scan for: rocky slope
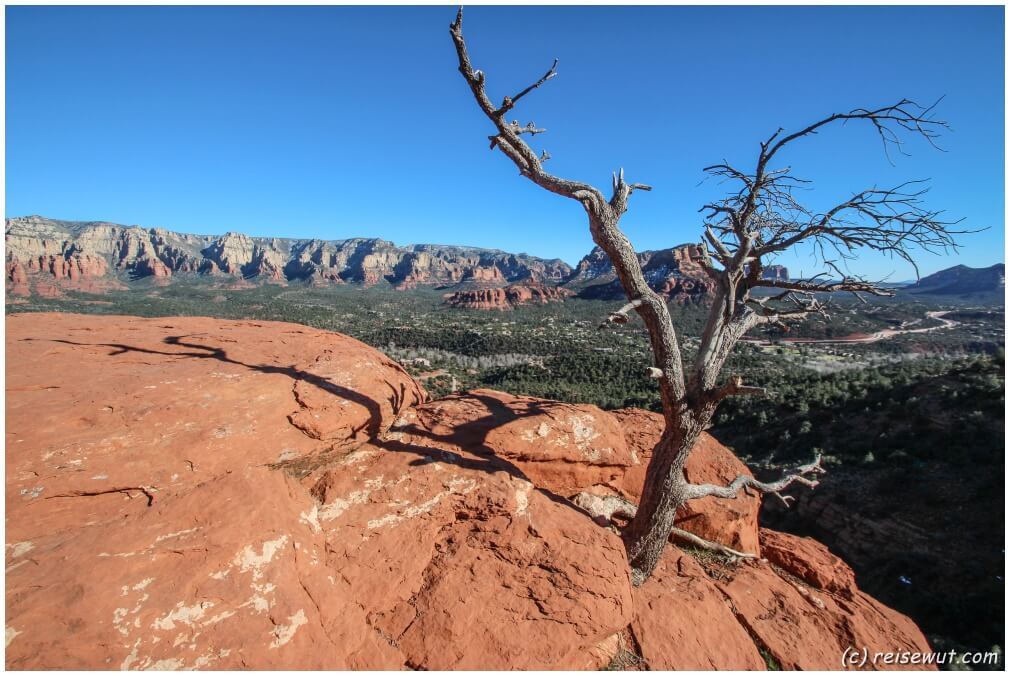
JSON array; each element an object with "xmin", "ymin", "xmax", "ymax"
[
  {"xmin": 904, "ymin": 263, "xmax": 1005, "ymax": 297},
  {"xmin": 5, "ymin": 216, "xmax": 572, "ymax": 294},
  {"xmin": 6, "ymin": 313, "xmax": 931, "ymax": 670}
]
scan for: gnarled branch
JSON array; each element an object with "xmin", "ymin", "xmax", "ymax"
[
  {"xmin": 684, "ymin": 456, "xmax": 826, "ymax": 507},
  {"xmin": 449, "ymin": 7, "xmax": 605, "ymax": 206}
]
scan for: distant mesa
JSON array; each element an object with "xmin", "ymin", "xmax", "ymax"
[
  {"xmin": 903, "ymin": 263, "xmax": 1005, "ymax": 297},
  {"xmin": 443, "ymin": 283, "xmax": 573, "ymax": 310},
  {"xmin": 761, "ymin": 264, "xmax": 789, "ymax": 282}
]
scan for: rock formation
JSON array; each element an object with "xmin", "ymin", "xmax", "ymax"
[
  {"xmin": 762, "ymin": 264, "xmax": 790, "ymax": 281},
  {"xmin": 5, "ymin": 313, "xmax": 933, "ymax": 670},
  {"xmin": 565, "ymin": 244, "xmax": 717, "ymax": 303},
  {"xmin": 443, "ymin": 284, "xmax": 573, "ymax": 310},
  {"xmin": 4, "ymin": 216, "xmax": 572, "ymax": 295}
]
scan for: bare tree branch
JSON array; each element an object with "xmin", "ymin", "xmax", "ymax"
[
  {"xmin": 451, "ymin": 7, "xmax": 686, "ymax": 412},
  {"xmin": 598, "ymin": 298, "xmax": 643, "ymax": 328},
  {"xmin": 449, "ymin": 7, "xmax": 605, "ymax": 205},
  {"xmin": 711, "ymin": 374, "xmax": 771, "ymax": 401},
  {"xmin": 684, "ymin": 456, "xmax": 826, "ymax": 507},
  {"xmin": 497, "ymin": 58, "xmax": 558, "ymax": 116},
  {"xmin": 670, "ymin": 527, "xmax": 757, "ymax": 560}
]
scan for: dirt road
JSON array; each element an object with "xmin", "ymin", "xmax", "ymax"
[{"xmin": 744, "ymin": 310, "xmax": 958, "ymax": 346}]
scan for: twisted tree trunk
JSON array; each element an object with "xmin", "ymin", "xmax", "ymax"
[{"xmin": 447, "ymin": 6, "xmax": 955, "ymax": 585}]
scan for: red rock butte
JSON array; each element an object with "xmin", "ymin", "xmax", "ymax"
[{"xmin": 5, "ymin": 313, "xmax": 932, "ymax": 670}]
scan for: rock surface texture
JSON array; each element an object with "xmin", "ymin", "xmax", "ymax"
[{"xmin": 6, "ymin": 314, "xmax": 932, "ymax": 670}]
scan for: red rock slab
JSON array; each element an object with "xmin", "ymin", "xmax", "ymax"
[
  {"xmin": 632, "ymin": 548, "xmax": 766, "ymax": 670},
  {"xmin": 302, "ymin": 441, "xmax": 635, "ymax": 670},
  {"xmin": 717, "ymin": 556, "xmax": 934, "ymax": 671},
  {"xmin": 610, "ymin": 407, "xmax": 762, "ymax": 555},
  {"xmin": 632, "ymin": 542, "xmax": 934, "ymax": 671},
  {"xmin": 5, "ymin": 467, "xmax": 403, "ymax": 670},
  {"xmin": 409, "ymin": 389, "xmax": 635, "ymax": 496},
  {"xmin": 760, "ymin": 528, "xmax": 857, "ymax": 597},
  {"xmin": 5, "ymin": 313, "xmax": 425, "ymax": 542}
]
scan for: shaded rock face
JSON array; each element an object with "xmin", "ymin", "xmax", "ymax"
[
  {"xmin": 443, "ymin": 284, "xmax": 573, "ymax": 310},
  {"xmin": 5, "ymin": 216, "xmax": 572, "ymax": 293},
  {"xmin": 6, "ymin": 314, "xmax": 932, "ymax": 670},
  {"xmin": 566, "ymin": 244, "xmax": 716, "ymax": 303},
  {"xmin": 405, "ymin": 389, "xmax": 634, "ymax": 496}
]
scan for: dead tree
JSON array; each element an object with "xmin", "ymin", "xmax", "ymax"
[{"xmin": 449, "ymin": 8, "xmax": 965, "ymax": 583}]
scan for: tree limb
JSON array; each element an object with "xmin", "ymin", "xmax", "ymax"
[
  {"xmin": 711, "ymin": 375, "xmax": 770, "ymax": 401},
  {"xmin": 598, "ymin": 298, "xmax": 643, "ymax": 328},
  {"xmin": 670, "ymin": 527, "xmax": 757, "ymax": 560},
  {"xmin": 684, "ymin": 455, "xmax": 826, "ymax": 507},
  {"xmin": 497, "ymin": 58, "xmax": 558, "ymax": 116},
  {"xmin": 449, "ymin": 7, "xmax": 605, "ymax": 206}
]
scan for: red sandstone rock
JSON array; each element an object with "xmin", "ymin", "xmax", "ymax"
[
  {"xmin": 444, "ymin": 283, "xmax": 573, "ymax": 310},
  {"xmin": 717, "ymin": 554, "xmax": 933, "ymax": 670},
  {"xmin": 302, "ymin": 443, "xmax": 633, "ymax": 670},
  {"xmin": 4, "ymin": 315, "xmax": 630, "ymax": 670},
  {"xmin": 609, "ymin": 408, "xmax": 761, "ymax": 555},
  {"xmin": 5, "ymin": 466, "xmax": 404, "ymax": 670},
  {"xmin": 6, "ymin": 260, "xmax": 30, "ymax": 296},
  {"xmin": 760, "ymin": 528, "xmax": 857, "ymax": 596},
  {"xmin": 135, "ymin": 256, "xmax": 173, "ymax": 278},
  {"xmin": 4, "ymin": 315, "xmax": 935, "ymax": 671},
  {"xmin": 408, "ymin": 389, "xmax": 634, "ymax": 495},
  {"xmin": 462, "ymin": 264, "xmax": 505, "ymax": 283},
  {"xmin": 632, "ymin": 544, "xmax": 934, "ymax": 671},
  {"xmin": 6, "ymin": 254, "xmax": 124, "ymax": 295},
  {"xmin": 632, "ymin": 548, "xmax": 766, "ymax": 670},
  {"xmin": 4, "ymin": 314, "xmax": 425, "ymax": 540}
]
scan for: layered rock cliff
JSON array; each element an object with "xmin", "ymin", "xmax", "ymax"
[
  {"xmin": 5, "ymin": 216, "xmax": 572, "ymax": 294},
  {"xmin": 6, "ymin": 313, "xmax": 933, "ymax": 670}
]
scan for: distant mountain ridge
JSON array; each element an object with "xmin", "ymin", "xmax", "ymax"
[
  {"xmin": 4, "ymin": 215, "xmax": 571, "ymax": 293},
  {"xmin": 904, "ymin": 263, "xmax": 1005, "ymax": 297},
  {"xmin": 5, "ymin": 216, "xmax": 750, "ymax": 305},
  {"xmin": 29, "ymin": 215, "xmax": 989, "ymax": 308}
]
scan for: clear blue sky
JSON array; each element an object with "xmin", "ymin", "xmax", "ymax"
[{"xmin": 5, "ymin": 5, "xmax": 1004, "ymax": 279}]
